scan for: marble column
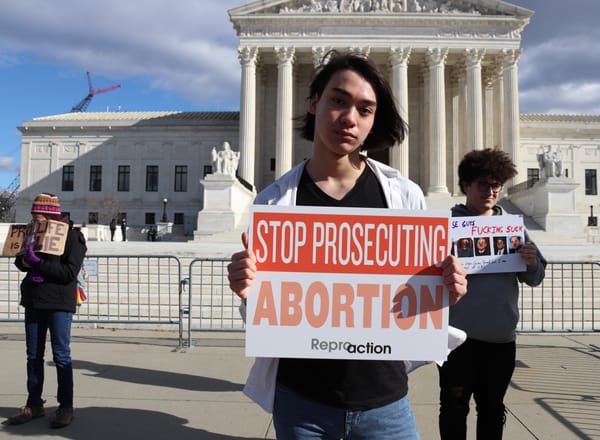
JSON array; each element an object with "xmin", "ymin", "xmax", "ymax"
[
  {"xmin": 465, "ymin": 48, "xmax": 485, "ymax": 151},
  {"xmin": 389, "ymin": 47, "xmax": 411, "ymax": 176},
  {"xmin": 454, "ymin": 61, "xmax": 467, "ymax": 162},
  {"xmin": 449, "ymin": 68, "xmax": 461, "ymax": 194},
  {"xmin": 238, "ymin": 46, "xmax": 259, "ymax": 189},
  {"xmin": 426, "ymin": 48, "xmax": 449, "ymax": 195},
  {"xmin": 492, "ymin": 62, "xmax": 504, "ymax": 151},
  {"xmin": 275, "ymin": 46, "xmax": 295, "ymax": 179},
  {"xmin": 419, "ymin": 66, "xmax": 429, "ymax": 188},
  {"xmin": 482, "ymin": 67, "xmax": 495, "ymax": 149},
  {"xmin": 500, "ymin": 49, "xmax": 522, "ymax": 179}
]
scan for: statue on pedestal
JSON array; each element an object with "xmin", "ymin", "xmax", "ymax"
[
  {"xmin": 211, "ymin": 141, "xmax": 240, "ymax": 176},
  {"xmin": 537, "ymin": 145, "xmax": 563, "ymax": 179}
]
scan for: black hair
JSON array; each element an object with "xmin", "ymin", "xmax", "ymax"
[
  {"xmin": 296, "ymin": 50, "xmax": 407, "ymax": 151},
  {"xmin": 458, "ymin": 148, "xmax": 518, "ymax": 194}
]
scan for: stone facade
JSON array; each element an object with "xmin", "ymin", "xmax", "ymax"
[
  {"xmin": 229, "ymin": 0, "xmax": 532, "ymax": 193},
  {"xmin": 16, "ymin": 112, "xmax": 239, "ymax": 236},
  {"xmin": 14, "ymin": 0, "xmax": 600, "ymax": 243}
]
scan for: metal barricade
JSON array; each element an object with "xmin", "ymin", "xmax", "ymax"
[
  {"xmin": 0, "ymin": 255, "xmax": 184, "ymax": 342},
  {"xmin": 518, "ymin": 261, "xmax": 599, "ymax": 332},
  {"xmin": 183, "ymin": 258, "xmax": 244, "ymax": 349},
  {"xmin": 76, "ymin": 255, "xmax": 182, "ymax": 325},
  {"xmin": 3, "ymin": 257, "xmax": 599, "ymax": 348},
  {"xmin": 0, "ymin": 256, "xmax": 26, "ymax": 321}
]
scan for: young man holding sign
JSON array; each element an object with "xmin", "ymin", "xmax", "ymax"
[
  {"xmin": 4, "ymin": 193, "xmax": 86, "ymax": 429},
  {"xmin": 439, "ymin": 149, "xmax": 546, "ymax": 440},
  {"xmin": 228, "ymin": 51, "xmax": 468, "ymax": 439}
]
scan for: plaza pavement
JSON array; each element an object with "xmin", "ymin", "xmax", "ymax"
[
  {"xmin": 1, "ymin": 239, "xmax": 599, "ymax": 439},
  {"xmin": 1, "ymin": 326, "xmax": 598, "ymax": 439}
]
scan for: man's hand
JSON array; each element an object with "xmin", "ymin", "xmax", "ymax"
[
  {"xmin": 440, "ymin": 255, "xmax": 468, "ymax": 305},
  {"xmin": 518, "ymin": 243, "xmax": 539, "ymax": 267}
]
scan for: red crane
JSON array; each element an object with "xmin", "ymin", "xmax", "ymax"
[{"xmin": 70, "ymin": 71, "xmax": 121, "ymax": 112}]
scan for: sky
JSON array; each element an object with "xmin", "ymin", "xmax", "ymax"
[{"xmin": 1, "ymin": 0, "xmax": 599, "ymax": 190}]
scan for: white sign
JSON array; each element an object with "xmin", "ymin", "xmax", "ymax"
[
  {"xmin": 245, "ymin": 205, "xmax": 452, "ymax": 361},
  {"xmin": 83, "ymin": 259, "xmax": 98, "ymax": 276},
  {"xmin": 450, "ymin": 215, "xmax": 526, "ymax": 274}
]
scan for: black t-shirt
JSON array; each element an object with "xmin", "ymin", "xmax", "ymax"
[{"xmin": 276, "ymin": 163, "xmax": 408, "ymax": 410}]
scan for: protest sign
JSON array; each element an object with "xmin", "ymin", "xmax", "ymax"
[
  {"xmin": 450, "ymin": 215, "xmax": 526, "ymax": 274},
  {"xmin": 2, "ymin": 220, "xmax": 68, "ymax": 256},
  {"xmin": 245, "ymin": 205, "xmax": 451, "ymax": 361}
]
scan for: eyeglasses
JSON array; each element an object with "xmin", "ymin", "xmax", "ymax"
[{"xmin": 475, "ymin": 181, "xmax": 503, "ymax": 193}]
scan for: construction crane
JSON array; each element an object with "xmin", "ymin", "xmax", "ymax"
[
  {"xmin": 70, "ymin": 71, "xmax": 121, "ymax": 112},
  {"xmin": 0, "ymin": 173, "xmax": 19, "ymax": 222}
]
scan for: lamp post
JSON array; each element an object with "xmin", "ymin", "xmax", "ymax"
[
  {"xmin": 589, "ymin": 205, "xmax": 598, "ymax": 227},
  {"xmin": 161, "ymin": 198, "xmax": 168, "ymax": 223}
]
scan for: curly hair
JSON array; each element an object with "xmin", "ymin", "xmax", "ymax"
[
  {"xmin": 458, "ymin": 148, "xmax": 517, "ymax": 194},
  {"xmin": 296, "ymin": 50, "xmax": 407, "ymax": 151}
]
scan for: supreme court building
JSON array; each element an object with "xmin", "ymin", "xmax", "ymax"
[{"xmin": 15, "ymin": 0, "xmax": 600, "ymax": 242}]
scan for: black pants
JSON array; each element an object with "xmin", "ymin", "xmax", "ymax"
[{"xmin": 438, "ymin": 338, "xmax": 516, "ymax": 440}]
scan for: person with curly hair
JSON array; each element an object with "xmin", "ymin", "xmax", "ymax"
[{"xmin": 438, "ymin": 149, "xmax": 547, "ymax": 440}]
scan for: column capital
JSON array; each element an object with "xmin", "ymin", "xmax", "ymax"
[
  {"xmin": 312, "ymin": 46, "xmax": 333, "ymax": 67},
  {"xmin": 275, "ymin": 46, "xmax": 295, "ymax": 66},
  {"xmin": 464, "ymin": 48, "xmax": 485, "ymax": 69},
  {"xmin": 498, "ymin": 48, "xmax": 522, "ymax": 68},
  {"xmin": 348, "ymin": 46, "xmax": 371, "ymax": 58},
  {"xmin": 425, "ymin": 47, "xmax": 448, "ymax": 67},
  {"xmin": 238, "ymin": 46, "xmax": 259, "ymax": 65},
  {"xmin": 389, "ymin": 47, "xmax": 411, "ymax": 67}
]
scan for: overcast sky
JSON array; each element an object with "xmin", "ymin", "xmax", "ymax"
[{"xmin": 1, "ymin": 0, "xmax": 599, "ymax": 188}]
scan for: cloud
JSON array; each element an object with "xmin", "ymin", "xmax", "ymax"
[
  {"xmin": 0, "ymin": 0, "xmax": 247, "ymax": 106},
  {"xmin": 0, "ymin": 157, "xmax": 17, "ymax": 173},
  {"xmin": 1, "ymin": 0, "xmax": 599, "ymax": 116},
  {"xmin": 518, "ymin": 34, "xmax": 600, "ymax": 114},
  {"xmin": 515, "ymin": 0, "xmax": 600, "ymax": 115}
]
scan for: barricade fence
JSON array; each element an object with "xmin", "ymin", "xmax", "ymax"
[
  {"xmin": 518, "ymin": 261, "xmax": 599, "ymax": 332},
  {"xmin": 0, "ymin": 255, "xmax": 184, "ymax": 344},
  {"xmin": 1, "ymin": 257, "xmax": 598, "ymax": 349}
]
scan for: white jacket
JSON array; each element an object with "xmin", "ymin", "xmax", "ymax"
[{"xmin": 239, "ymin": 158, "xmax": 464, "ymax": 412}]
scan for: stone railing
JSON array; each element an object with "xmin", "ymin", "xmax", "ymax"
[{"xmin": 507, "ymin": 178, "xmax": 539, "ymax": 195}]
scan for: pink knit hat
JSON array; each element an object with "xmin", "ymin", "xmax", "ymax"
[{"xmin": 31, "ymin": 193, "xmax": 61, "ymax": 219}]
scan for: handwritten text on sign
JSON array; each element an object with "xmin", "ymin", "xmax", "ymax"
[
  {"xmin": 2, "ymin": 220, "xmax": 68, "ymax": 256},
  {"xmin": 245, "ymin": 205, "xmax": 451, "ymax": 361}
]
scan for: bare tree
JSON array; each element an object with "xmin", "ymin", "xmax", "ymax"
[{"xmin": 99, "ymin": 194, "xmax": 124, "ymax": 225}]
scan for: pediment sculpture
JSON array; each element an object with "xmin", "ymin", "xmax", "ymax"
[{"xmin": 268, "ymin": 0, "xmax": 486, "ymax": 15}]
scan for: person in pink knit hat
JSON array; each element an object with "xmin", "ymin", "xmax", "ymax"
[{"xmin": 4, "ymin": 193, "xmax": 86, "ymax": 429}]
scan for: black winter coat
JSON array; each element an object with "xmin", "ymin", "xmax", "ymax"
[{"xmin": 15, "ymin": 227, "xmax": 87, "ymax": 313}]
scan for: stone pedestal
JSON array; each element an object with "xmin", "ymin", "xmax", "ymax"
[
  {"xmin": 508, "ymin": 178, "xmax": 584, "ymax": 240},
  {"xmin": 193, "ymin": 173, "xmax": 255, "ymax": 239}
]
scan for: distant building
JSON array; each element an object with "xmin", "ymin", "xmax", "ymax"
[{"xmin": 16, "ymin": 112, "xmax": 239, "ymax": 236}]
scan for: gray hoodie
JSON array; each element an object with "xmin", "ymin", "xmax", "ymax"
[{"xmin": 449, "ymin": 204, "xmax": 546, "ymax": 343}]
